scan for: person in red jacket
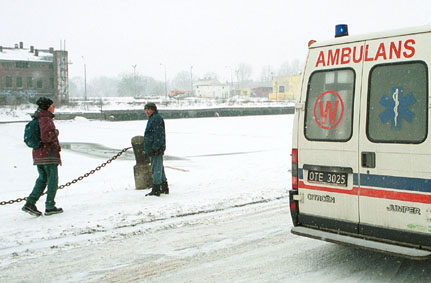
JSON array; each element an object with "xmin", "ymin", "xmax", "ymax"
[{"xmin": 22, "ymin": 97, "xmax": 63, "ymax": 216}]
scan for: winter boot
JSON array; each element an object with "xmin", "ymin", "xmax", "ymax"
[
  {"xmin": 45, "ymin": 206, "xmax": 64, "ymax": 216},
  {"xmin": 146, "ymin": 184, "xmax": 161, "ymax": 197},
  {"xmin": 22, "ymin": 202, "xmax": 42, "ymax": 217},
  {"xmin": 161, "ymin": 181, "xmax": 169, "ymax": 194}
]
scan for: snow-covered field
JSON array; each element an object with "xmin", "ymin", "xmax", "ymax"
[
  {"xmin": 2, "ymin": 105, "xmax": 431, "ymax": 282},
  {"xmin": 0, "ymin": 107, "xmax": 291, "ymax": 270}
]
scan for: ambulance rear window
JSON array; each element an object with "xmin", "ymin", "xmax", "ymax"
[
  {"xmin": 367, "ymin": 62, "xmax": 428, "ymax": 143},
  {"xmin": 304, "ymin": 68, "xmax": 355, "ymax": 141}
]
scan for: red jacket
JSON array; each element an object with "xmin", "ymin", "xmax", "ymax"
[{"xmin": 32, "ymin": 110, "xmax": 62, "ymax": 165}]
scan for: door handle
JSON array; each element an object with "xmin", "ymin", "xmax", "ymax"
[{"xmin": 361, "ymin": 152, "xmax": 376, "ymax": 168}]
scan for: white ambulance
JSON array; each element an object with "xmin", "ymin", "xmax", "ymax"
[{"xmin": 289, "ymin": 25, "xmax": 431, "ymax": 259}]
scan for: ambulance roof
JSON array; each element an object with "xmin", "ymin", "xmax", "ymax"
[{"xmin": 310, "ymin": 25, "xmax": 431, "ymax": 48}]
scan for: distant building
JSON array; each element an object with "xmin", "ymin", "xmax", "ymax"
[
  {"xmin": 193, "ymin": 79, "xmax": 230, "ymax": 99},
  {"xmin": 251, "ymin": 87, "xmax": 272, "ymax": 98},
  {"xmin": 0, "ymin": 41, "xmax": 69, "ymax": 105},
  {"xmin": 239, "ymin": 88, "xmax": 252, "ymax": 97},
  {"xmin": 269, "ymin": 75, "xmax": 301, "ymax": 100}
]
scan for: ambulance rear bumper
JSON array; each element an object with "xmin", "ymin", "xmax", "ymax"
[{"xmin": 291, "ymin": 226, "xmax": 431, "ymax": 260}]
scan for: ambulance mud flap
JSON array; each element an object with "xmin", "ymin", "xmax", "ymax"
[{"xmin": 291, "ymin": 226, "xmax": 431, "ymax": 260}]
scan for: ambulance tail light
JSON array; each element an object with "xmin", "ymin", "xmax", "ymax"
[
  {"xmin": 335, "ymin": 24, "xmax": 348, "ymax": 38},
  {"xmin": 291, "ymin": 148, "xmax": 298, "ymax": 190},
  {"xmin": 290, "ymin": 149, "xmax": 300, "ymax": 226}
]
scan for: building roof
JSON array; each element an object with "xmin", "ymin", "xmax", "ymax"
[
  {"xmin": 0, "ymin": 45, "xmax": 53, "ymax": 63},
  {"xmin": 194, "ymin": 79, "xmax": 224, "ymax": 87}
]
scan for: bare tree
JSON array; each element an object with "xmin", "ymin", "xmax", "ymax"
[
  {"xmin": 278, "ymin": 59, "xmax": 303, "ymax": 76},
  {"xmin": 117, "ymin": 73, "xmax": 162, "ymax": 97},
  {"xmin": 236, "ymin": 63, "xmax": 252, "ymax": 88},
  {"xmin": 259, "ymin": 65, "xmax": 274, "ymax": 85},
  {"xmin": 203, "ymin": 72, "xmax": 218, "ymax": 80},
  {"xmin": 68, "ymin": 76, "xmax": 83, "ymax": 97},
  {"xmin": 88, "ymin": 76, "xmax": 119, "ymax": 97},
  {"xmin": 172, "ymin": 70, "xmax": 191, "ymax": 90}
]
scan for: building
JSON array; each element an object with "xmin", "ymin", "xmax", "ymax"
[
  {"xmin": 251, "ymin": 86, "xmax": 272, "ymax": 98},
  {"xmin": 0, "ymin": 41, "xmax": 69, "ymax": 105},
  {"xmin": 238, "ymin": 88, "xmax": 252, "ymax": 97},
  {"xmin": 269, "ymin": 75, "xmax": 301, "ymax": 100},
  {"xmin": 193, "ymin": 79, "xmax": 230, "ymax": 99}
]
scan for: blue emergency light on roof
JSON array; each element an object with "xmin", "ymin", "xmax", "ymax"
[{"xmin": 335, "ymin": 24, "xmax": 349, "ymax": 38}]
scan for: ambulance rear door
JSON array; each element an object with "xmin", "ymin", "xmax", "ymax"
[
  {"xmin": 296, "ymin": 40, "xmax": 364, "ymax": 234},
  {"xmin": 358, "ymin": 31, "xmax": 431, "ymax": 246}
]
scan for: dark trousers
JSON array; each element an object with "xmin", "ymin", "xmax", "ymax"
[{"xmin": 27, "ymin": 164, "xmax": 59, "ymax": 209}]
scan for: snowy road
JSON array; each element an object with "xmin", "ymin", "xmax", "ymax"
[
  {"xmin": 1, "ymin": 114, "xmax": 431, "ymax": 282},
  {"xmin": 2, "ymin": 199, "xmax": 431, "ymax": 282}
]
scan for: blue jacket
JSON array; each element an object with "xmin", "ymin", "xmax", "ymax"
[{"xmin": 144, "ymin": 111, "xmax": 166, "ymax": 155}]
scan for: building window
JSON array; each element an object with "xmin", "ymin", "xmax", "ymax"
[
  {"xmin": 37, "ymin": 79, "xmax": 43, "ymax": 88},
  {"xmin": 6, "ymin": 76, "xmax": 12, "ymax": 88},
  {"xmin": 49, "ymin": 78, "xmax": 54, "ymax": 89},
  {"xmin": 2, "ymin": 62, "xmax": 13, "ymax": 68},
  {"xmin": 16, "ymin": 77, "xmax": 23, "ymax": 88},
  {"xmin": 279, "ymin": 86, "xmax": 285, "ymax": 93},
  {"xmin": 16, "ymin": 61, "xmax": 29, "ymax": 68},
  {"xmin": 27, "ymin": 77, "xmax": 33, "ymax": 88}
]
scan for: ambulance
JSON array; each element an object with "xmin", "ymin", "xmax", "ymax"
[{"xmin": 289, "ymin": 25, "xmax": 431, "ymax": 259}]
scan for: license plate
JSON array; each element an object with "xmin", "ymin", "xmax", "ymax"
[{"xmin": 307, "ymin": 170, "xmax": 347, "ymax": 187}]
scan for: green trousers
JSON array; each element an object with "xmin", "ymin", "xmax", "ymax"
[{"xmin": 27, "ymin": 164, "xmax": 59, "ymax": 209}]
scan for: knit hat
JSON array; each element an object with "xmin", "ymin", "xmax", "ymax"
[
  {"xmin": 36, "ymin": 97, "xmax": 54, "ymax": 110},
  {"xmin": 144, "ymin": 102, "xmax": 157, "ymax": 111}
]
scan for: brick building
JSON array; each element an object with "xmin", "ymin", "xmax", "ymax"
[{"xmin": 0, "ymin": 42, "xmax": 69, "ymax": 105}]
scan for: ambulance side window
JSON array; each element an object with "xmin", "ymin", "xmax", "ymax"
[
  {"xmin": 305, "ymin": 68, "xmax": 355, "ymax": 141},
  {"xmin": 367, "ymin": 62, "xmax": 428, "ymax": 143}
]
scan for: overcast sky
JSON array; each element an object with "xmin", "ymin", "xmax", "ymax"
[{"xmin": 2, "ymin": 0, "xmax": 431, "ymax": 81}]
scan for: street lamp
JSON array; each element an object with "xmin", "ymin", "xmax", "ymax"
[
  {"xmin": 160, "ymin": 63, "xmax": 167, "ymax": 98},
  {"xmin": 82, "ymin": 56, "xmax": 87, "ymax": 101},
  {"xmin": 132, "ymin": 64, "xmax": 137, "ymax": 97},
  {"xmin": 235, "ymin": 69, "xmax": 240, "ymax": 96},
  {"xmin": 190, "ymin": 65, "xmax": 193, "ymax": 96},
  {"xmin": 225, "ymin": 66, "xmax": 233, "ymax": 98}
]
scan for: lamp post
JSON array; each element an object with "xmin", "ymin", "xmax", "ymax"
[
  {"xmin": 132, "ymin": 64, "xmax": 137, "ymax": 97},
  {"xmin": 271, "ymin": 72, "xmax": 274, "ymax": 100},
  {"xmin": 235, "ymin": 69, "xmax": 240, "ymax": 96},
  {"xmin": 160, "ymin": 63, "xmax": 167, "ymax": 98},
  {"xmin": 190, "ymin": 65, "xmax": 193, "ymax": 96},
  {"xmin": 82, "ymin": 56, "xmax": 87, "ymax": 101},
  {"xmin": 225, "ymin": 66, "xmax": 233, "ymax": 99}
]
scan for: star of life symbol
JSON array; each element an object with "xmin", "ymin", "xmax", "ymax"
[{"xmin": 378, "ymin": 86, "xmax": 415, "ymax": 130}]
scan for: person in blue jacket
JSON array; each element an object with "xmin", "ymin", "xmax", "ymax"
[{"xmin": 144, "ymin": 102, "xmax": 169, "ymax": 196}]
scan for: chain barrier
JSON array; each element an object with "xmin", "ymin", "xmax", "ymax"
[{"xmin": 0, "ymin": 147, "xmax": 132, "ymax": 206}]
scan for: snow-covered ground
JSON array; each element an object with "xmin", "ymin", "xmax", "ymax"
[
  {"xmin": 2, "ymin": 105, "xmax": 430, "ymax": 282},
  {"xmin": 0, "ymin": 107, "xmax": 291, "ymax": 271}
]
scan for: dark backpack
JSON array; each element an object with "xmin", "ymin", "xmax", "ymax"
[{"xmin": 24, "ymin": 118, "xmax": 42, "ymax": 149}]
